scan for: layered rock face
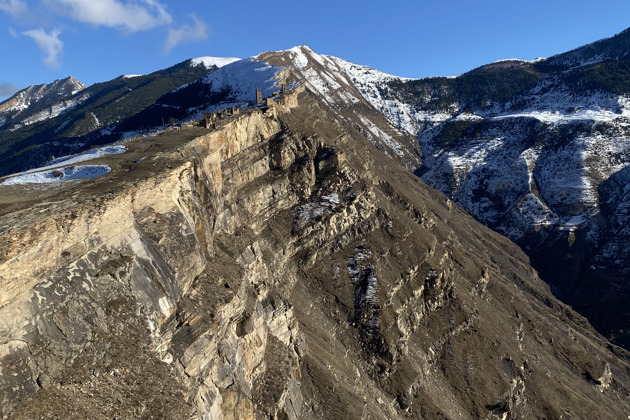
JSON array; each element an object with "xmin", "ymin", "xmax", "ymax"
[{"xmin": 1, "ymin": 91, "xmax": 630, "ymax": 419}]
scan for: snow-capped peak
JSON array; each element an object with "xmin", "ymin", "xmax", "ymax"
[
  {"xmin": 256, "ymin": 45, "xmax": 422, "ymax": 167},
  {"xmin": 0, "ymin": 76, "xmax": 87, "ymax": 123},
  {"xmin": 492, "ymin": 57, "xmax": 547, "ymax": 65},
  {"xmin": 285, "ymin": 45, "xmax": 315, "ymax": 54},
  {"xmin": 199, "ymin": 58, "xmax": 283, "ymax": 103},
  {"xmin": 191, "ymin": 57, "xmax": 241, "ymax": 69}
]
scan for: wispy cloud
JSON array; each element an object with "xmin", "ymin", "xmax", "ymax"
[
  {"xmin": 22, "ymin": 28, "xmax": 63, "ymax": 69},
  {"xmin": 44, "ymin": 0, "xmax": 172, "ymax": 32},
  {"xmin": 0, "ymin": 0, "xmax": 27, "ymax": 18},
  {"xmin": 164, "ymin": 14, "xmax": 207, "ymax": 53},
  {"xmin": 0, "ymin": 82, "xmax": 19, "ymax": 97}
]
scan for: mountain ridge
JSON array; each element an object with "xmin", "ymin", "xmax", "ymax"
[
  {"xmin": 540, "ymin": 27, "xmax": 630, "ymax": 70},
  {"xmin": 329, "ymin": 27, "xmax": 630, "ymax": 347},
  {"xmin": 0, "ymin": 77, "xmax": 86, "ymax": 128},
  {"xmin": 2, "ymin": 82, "xmax": 630, "ymax": 419}
]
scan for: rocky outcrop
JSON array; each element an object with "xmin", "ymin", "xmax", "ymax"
[{"xmin": 1, "ymin": 90, "xmax": 630, "ymax": 419}]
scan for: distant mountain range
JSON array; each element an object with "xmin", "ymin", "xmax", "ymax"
[
  {"xmin": 2, "ymin": 28, "xmax": 630, "ymax": 348},
  {"xmin": 0, "ymin": 59, "xmax": 216, "ymax": 177},
  {"xmin": 0, "ymin": 76, "xmax": 86, "ymax": 128}
]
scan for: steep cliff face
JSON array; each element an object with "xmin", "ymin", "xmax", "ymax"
[{"xmin": 1, "ymin": 90, "xmax": 630, "ymax": 419}]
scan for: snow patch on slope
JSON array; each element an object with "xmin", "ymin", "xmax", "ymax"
[
  {"xmin": 492, "ymin": 106, "xmax": 630, "ymax": 125},
  {"xmin": 357, "ymin": 115, "xmax": 404, "ymax": 157},
  {"xmin": 499, "ymin": 84, "xmax": 626, "ymax": 120},
  {"xmin": 1, "ymin": 165, "xmax": 112, "ymax": 185},
  {"xmin": 294, "ymin": 193, "xmax": 339, "ymax": 229},
  {"xmin": 286, "ymin": 46, "xmax": 309, "ymax": 69},
  {"xmin": 581, "ymin": 134, "xmax": 630, "ymax": 180},
  {"xmin": 283, "ymin": 46, "xmax": 359, "ymax": 106},
  {"xmin": 197, "ymin": 58, "xmax": 284, "ymax": 112},
  {"xmin": 516, "ymin": 148, "xmax": 559, "ymax": 227},
  {"xmin": 91, "ymin": 112, "xmax": 101, "ymax": 127},
  {"xmin": 191, "ymin": 57, "xmax": 241, "ymax": 69},
  {"xmin": 328, "ymin": 56, "xmax": 424, "ymax": 136},
  {"xmin": 1, "ymin": 145, "xmax": 125, "ymax": 185},
  {"xmin": 43, "ymin": 145, "xmax": 126, "ymax": 170},
  {"xmin": 492, "ymin": 57, "xmax": 547, "ymax": 65},
  {"xmin": 445, "ymin": 138, "xmax": 504, "ymax": 177},
  {"xmin": 19, "ymin": 93, "xmax": 90, "ymax": 126}
]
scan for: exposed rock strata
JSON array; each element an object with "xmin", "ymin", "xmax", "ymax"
[{"xmin": 1, "ymin": 91, "xmax": 630, "ymax": 419}]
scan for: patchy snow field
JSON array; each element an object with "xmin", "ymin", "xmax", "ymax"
[
  {"xmin": 42, "ymin": 145, "xmax": 126, "ymax": 171},
  {"xmin": 0, "ymin": 145, "xmax": 125, "ymax": 185},
  {"xmin": 191, "ymin": 57, "xmax": 241, "ymax": 69},
  {"xmin": 187, "ymin": 58, "xmax": 285, "ymax": 116},
  {"xmin": 1, "ymin": 165, "xmax": 112, "ymax": 185}
]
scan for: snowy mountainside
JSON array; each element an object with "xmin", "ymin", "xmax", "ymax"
[
  {"xmin": 115, "ymin": 58, "xmax": 286, "ymax": 130},
  {"xmin": 194, "ymin": 58, "xmax": 282, "ymax": 105},
  {"xmin": 0, "ymin": 77, "xmax": 87, "ymax": 128},
  {"xmin": 328, "ymin": 56, "xmax": 422, "ymax": 136},
  {"xmin": 258, "ymin": 46, "xmax": 422, "ymax": 170},
  {"xmin": 190, "ymin": 56, "xmax": 241, "ymax": 69},
  {"xmin": 327, "ymin": 28, "xmax": 630, "ymax": 347}
]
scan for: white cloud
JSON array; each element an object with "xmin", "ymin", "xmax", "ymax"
[
  {"xmin": 164, "ymin": 14, "xmax": 207, "ymax": 53},
  {"xmin": 0, "ymin": 82, "xmax": 19, "ymax": 97},
  {"xmin": 22, "ymin": 28, "xmax": 63, "ymax": 69},
  {"xmin": 0, "ymin": 0, "xmax": 26, "ymax": 18},
  {"xmin": 45, "ymin": 0, "xmax": 172, "ymax": 32}
]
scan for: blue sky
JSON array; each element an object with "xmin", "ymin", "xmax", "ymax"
[{"xmin": 1, "ymin": 0, "xmax": 630, "ymax": 99}]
